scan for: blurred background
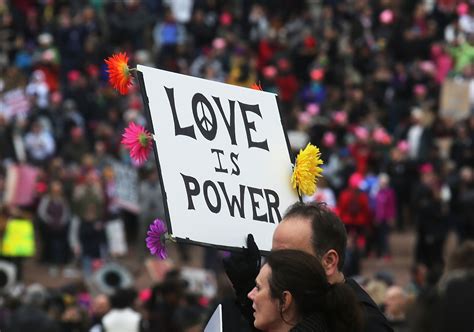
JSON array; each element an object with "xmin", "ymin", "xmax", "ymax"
[{"xmin": 0, "ymin": 0, "xmax": 473, "ymax": 331}]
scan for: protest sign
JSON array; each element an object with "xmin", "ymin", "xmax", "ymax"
[
  {"xmin": 137, "ymin": 65, "xmax": 298, "ymax": 251},
  {"xmin": 111, "ymin": 161, "xmax": 139, "ymax": 214},
  {"xmin": 180, "ymin": 267, "xmax": 217, "ymax": 299},
  {"xmin": 204, "ymin": 304, "xmax": 223, "ymax": 332},
  {"xmin": 0, "ymin": 88, "xmax": 30, "ymax": 122},
  {"xmin": 105, "ymin": 219, "xmax": 128, "ymax": 256},
  {"xmin": 440, "ymin": 79, "xmax": 470, "ymax": 122},
  {"xmin": 3, "ymin": 164, "xmax": 38, "ymax": 207}
]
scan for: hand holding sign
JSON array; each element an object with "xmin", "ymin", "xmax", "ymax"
[{"xmin": 223, "ymin": 234, "xmax": 260, "ymax": 321}]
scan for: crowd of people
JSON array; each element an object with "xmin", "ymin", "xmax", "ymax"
[{"xmin": 1, "ymin": 0, "xmax": 474, "ymax": 331}]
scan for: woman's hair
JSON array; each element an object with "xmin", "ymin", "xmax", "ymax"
[{"xmin": 266, "ymin": 249, "xmax": 363, "ymax": 332}]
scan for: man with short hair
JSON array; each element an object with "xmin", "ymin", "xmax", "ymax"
[{"xmin": 224, "ymin": 202, "xmax": 393, "ymax": 332}]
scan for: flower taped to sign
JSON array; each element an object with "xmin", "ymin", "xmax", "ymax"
[{"xmin": 137, "ymin": 65, "xmax": 298, "ymax": 251}]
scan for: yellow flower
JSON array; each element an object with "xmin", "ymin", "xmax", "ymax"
[{"xmin": 291, "ymin": 143, "xmax": 324, "ymax": 196}]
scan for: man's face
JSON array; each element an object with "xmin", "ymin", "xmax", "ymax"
[{"xmin": 271, "ymin": 217, "xmax": 315, "ymax": 256}]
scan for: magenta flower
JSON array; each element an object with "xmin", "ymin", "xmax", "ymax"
[
  {"xmin": 146, "ymin": 219, "xmax": 168, "ymax": 259},
  {"xmin": 121, "ymin": 122, "xmax": 152, "ymax": 165}
]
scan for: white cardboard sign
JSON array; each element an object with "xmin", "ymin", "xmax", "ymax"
[
  {"xmin": 204, "ymin": 304, "xmax": 223, "ymax": 332},
  {"xmin": 137, "ymin": 65, "xmax": 298, "ymax": 251}
]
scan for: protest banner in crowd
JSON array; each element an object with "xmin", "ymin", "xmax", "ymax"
[
  {"xmin": 440, "ymin": 79, "xmax": 470, "ymax": 122},
  {"xmin": 3, "ymin": 164, "xmax": 38, "ymax": 207},
  {"xmin": 111, "ymin": 161, "xmax": 140, "ymax": 214},
  {"xmin": 137, "ymin": 65, "xmax": 298, "ymax": 251}
]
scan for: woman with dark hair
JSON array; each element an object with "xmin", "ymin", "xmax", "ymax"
[{"xmin": 248, "ymin": 249, "xmax": 363, "ymax": 332}]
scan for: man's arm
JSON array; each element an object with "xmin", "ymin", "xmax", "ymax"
[{"xmin": 223, "ymin": 234, "xmax": 261, "ymax": 330}]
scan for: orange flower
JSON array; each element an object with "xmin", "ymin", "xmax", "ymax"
[
  {"xmin": 251, "ymin": 82, "xmax": 263, "ymax": 91},
  {"xmin": 105, "ymin": 52, "xmax": 133, "ymax": 95}
]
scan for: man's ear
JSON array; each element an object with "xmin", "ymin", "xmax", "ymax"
[
  {"xmin": 280, "ymin": 291, "xmax": 293, "ymax": 312},
  {"xmin": 321, "ymin": 249, "xmax": 340, "ymax": 277}
]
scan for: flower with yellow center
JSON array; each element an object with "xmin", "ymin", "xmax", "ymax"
[
  {"xmin": 105, "ymin": 52, "xmax": 133, "ymax": 95},
  {"xmin": 291, "ymin": 143, "xmax": 324, "ymax": 196}
]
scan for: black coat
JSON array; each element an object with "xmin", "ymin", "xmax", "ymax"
[
  {"xmin": 290, "ymin": 312, "xmax": 329, "ymax": 332},
  {"xmin": 346, "ymin": 278, "xmax": 394, "ymax": 332}
]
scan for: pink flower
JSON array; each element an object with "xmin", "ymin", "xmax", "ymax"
[
  {"xmin": 146, "ymin": 219, "xmax": 168, "ymax": 259},
  {"xmin": 121, "ymin": 122, "xmax": 152, "ymax": 165}
]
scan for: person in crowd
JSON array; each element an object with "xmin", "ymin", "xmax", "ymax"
[
  {"xmin": 412, "ymin": 164, "xmax": 448, "ymax": 270},
  {"xmin": 452, "ymin": 166, "xmax": 474, "ymax": 242},
  {"xmin": 70, "ymin": 170, "xmax": 106, "ymax": 276},
  {"xmin": 337, "ymin": 173, "xmax": 372, "ymax": 255},
  {"xmin": 303, "ymin": 177, "xmax": 337, "ymax": 209},
  {"xmin": 384, "ymin": 144, "xmax": 414, "ymax": 231},
  {"xmin": 2, "ymin": 1, "xmax": 474, "ymax": 331},
  {"xmin": 89, "ymin": 294, "xmax": 111, "ymax": 332},
  {"xmin": 60, "ymin": 303, "xmax": 88, "ymax": 332},
  {"xmin": 37, "ymin": 180, "xmax": 71, "ymax": 275},
  {"xmin": 373, "ymin": 173, "xmax": 397, "ymax": 259},
  {"xmin": 364, "ymin": 278, "xmax": 388, "ymax": 309},
  {"xmin": 102, "ymin": 288, "xmax": 142, "ymax": 332},
  {"xmin": 225, "ymin": 202, "xmax": 393, "ymax": 332},
  {"xmin": 248, "ymin": 249, "xmax": 362, "ymax": 332},
  {"xmin": 23, "ymin": 120, "xmax": 55, "ymax": 166},
  {"xmin": 61, "ymin": 126, "xmax": 90, "ymax": 165},
  {"xmin": 145, "ymin": 271, "xmax": 188, "ymax": 332},
  {"xmin": 405, "ymin": 263, "xmax": 428, "ymax": 298},
  {"xmin": 6, "ymin": 283, "xmax": 60, "ymax": 332},
  {"xmin": 409, "ymin": 241, "xmax": 474, "ymax": 332},
  {"xmin": 383, "ymin": 286, "xmax": 409, "ymax": 332}
]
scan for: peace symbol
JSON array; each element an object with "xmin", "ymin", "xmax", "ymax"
[{"xmin": 192, "ymin": 93, "xmax": 217, "ymax": 141}]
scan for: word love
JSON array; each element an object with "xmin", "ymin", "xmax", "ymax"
[{"xmin": 165, "ymin": 87, "xmax": 269, "ymax": 151}]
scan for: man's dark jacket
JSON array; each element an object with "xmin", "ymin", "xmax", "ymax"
[{"xmin": 346, "ymin": 278, "xmax": 394, "ymax": 332}]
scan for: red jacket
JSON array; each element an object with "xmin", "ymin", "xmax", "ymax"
[{"xmin": 337, "ymin": 188, "xmax": 371, "ymax": 226}]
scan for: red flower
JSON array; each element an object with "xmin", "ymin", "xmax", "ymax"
[
  {"xmin": 121, "ymin": 122, "xmax": 152, "ymax": 165},
  {"xmin": 105, "ymin": 52, "xmax": 133, "ymax": 95},
  {"xmin": 251, "ymin": 82, "xmax": 263, "ymax": 91}
]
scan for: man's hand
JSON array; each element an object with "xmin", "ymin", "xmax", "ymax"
[
  {"xmin": 223, "ymin": 234, "xmax": 261, "ymax": 291},
  {"xmin": 223, "ymin": 234, "xmax": 261, "ymax": 326}
]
